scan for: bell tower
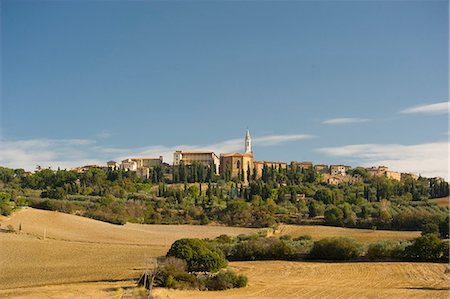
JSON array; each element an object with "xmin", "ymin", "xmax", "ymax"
[{"xmin": 245, "ymin": 129, "xmax": 252, "ymax": 154}]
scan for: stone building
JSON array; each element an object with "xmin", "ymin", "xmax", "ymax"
[
  {"xmin": 220, "ymin": 129, "xmax": 254, "ymax": 183},
  {"xmin": 220, "ymin": 153, "xmax": 254, "ymax": 183},
  {"xmin": 366, "ymin": 166, "xmax": 401, "ymax": 181},
  {"xmin": 129, "ymin": 157, "xmax": 163, "ymax": 168},
  {"xmin": 314, "ymin": 164, "xmax": 329, "ymax": 174},
  {"xmin": 173, "ymin": 151, "xmax": 220, "ymax": 174},
  {"xmin": 121, "ymin": 159, "xmax": 137, "ymax": 171},
  {"xmin": 254, "ymin": 161, "xmax": 288, "ymax": 179},
  {"xmin": 107, "ymin": 160, "xmax": 120, "ymax": 170},
  {"xmin": 386, "ymin": 170, "xmax": 401, "ymax": 181},
  {"xmin": 330, "ymin": 164, "xmax": 351, "ymax": 176},
  {"xmin": 401, "ymin": 173, "xmax": 419, "ymax": 181},
  {"xmin": 290, "ymin": 161, "xmax": 313, "ymax": 171}
]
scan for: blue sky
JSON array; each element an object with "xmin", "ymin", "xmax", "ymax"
[{"xmin": 1, "ymin": 0, "xmax": 449, "ymax": 178}]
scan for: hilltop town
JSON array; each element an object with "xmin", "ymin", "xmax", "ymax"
[
  {"xmin": 71, "ymin": 130, "xmax": 433, "ymax": 185},
  {"xmin": 1, "ymin": 130, "xmax": 448, "ymax": 299}
]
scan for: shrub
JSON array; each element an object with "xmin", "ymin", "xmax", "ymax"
[
  {"xmin": 439, "ymin": 215, "xmax": 449, "ymax": 239},
  {"xmin": 230, "ymin": 237, "xmax": 293, "ymax": 260},
  {"xmin": 229, "ymin": 238, "xmax": 267, "ymax": 261},
  {"xmin": 159, "ymin": 256, "xmax": 188, "ymax": 273},
  {"xmin": 200, "ymin": 215, "xmax": 210, "ymax": 225},
  {"xmin": 293, "ymin": 235, "xmax": 312, "ymax": 241},
  {"xmin": 204, "ymin": 270, "xmax": 248, "ymax": 290},
  {"xmin": 166, "ymin": 238, "xmax": 227, "ymax": 272},
  {"xmin": 403, "ymin": 233, "xmax": 448, "ymax": 262},
  {"xmin": 85, "ymin": 210, "xmax": 126, "ymax": 225},
  {"xmin": 40, "ymin": 187, "xmax": 66, "ymax": 200},
  {"xmin": 421, "ymin": 222, "xmax": 439, "ymax": 236},
  {"xmin": 0, "ymin": 192, "xmax": 12, "ymax": 216},
  {"xmin": 279, "ymin": 235, "xmax": 292, "ymax": 241},
  {"xmin": 6, "ymin": 224, "xmax": 15, "ymax": 233},
  {"xmin": 214, "ymin": 234, "xmax": 234, "ymax": 244},
  {"xmin": 158, "ymin": 269, "xmax": 197, "ymax": 289},
  {"xmin": 367, "ymin": 240, "xmax": 411, "ymax": 260},
  {"xmin": 308, "ymin": 237, "xmax": 362, "ymax": 260},
  {"xmin": 226, "ymin": 236, "xmax": 313, "ymax": 261}
]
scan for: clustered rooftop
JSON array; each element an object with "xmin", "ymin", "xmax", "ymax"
[{"xmin": 72, "ymin": 130, "xmax": 424, "ymax": 184}]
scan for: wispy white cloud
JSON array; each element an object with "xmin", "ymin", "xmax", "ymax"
[
  {"xmin": 400, "ymin": 101, "xmax": 449, "ymax": 114},
  {"xmin": 97, "ymin": 130, "xmax": 113, "ymax": 140},
  {"xmin": 318, "ymin": 142, "xmax": 449, "ymax": 179},
  {"xmin": 253, "ymin": 134, "xmax": 313, "ymax": 145},
  {"xmin": 0, "ymin": 134, "xmax": 312, "ymax": 171},
  {"xmin": 0, "ymin": 139, "xmax": 98, "ymax": 171},
  {"xmin": 321, "ymin": 118, "xmax": 370, "ymax": 125}
]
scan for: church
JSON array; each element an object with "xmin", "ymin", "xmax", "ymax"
[{"xmin": 219, "ymin": 129, "xmax": 254, "ymax": 184}]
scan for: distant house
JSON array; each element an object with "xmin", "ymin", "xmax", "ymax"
[
  {"xmin": 401, "ymin": 173, "xmax": 419, "ymax": 181},
  {"xmin": 314, "ymin": 164, "xmax": 329, "ymax": 174},
  {"xmin": 121, "ymin": 159, "xmax": 137, "ymax": 171},
  {"xmin": 129, "ymin": 157, "xmax": 163, "ymax": 168},
  {"xmin": 107, "ymin": 160, "xmax": 120, "ymax": 170},
  {"xmin": 330, "ymin": 165, "xmax": 351, "ymax": 176},
  {"xmin": 366, "ymin": 166, "xmax": 401, "ymax": 181},
  {"xmin": 72, "ymin": 164, "xmax": 105, "ymax": 173},
  {"xmin": 290, "ymin": 161, "xmax": 313, "ymax": 171}
]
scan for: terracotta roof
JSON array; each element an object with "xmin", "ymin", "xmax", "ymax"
[
  {"xmin": 221, "ymin": 152, "xmax": 253, "ymax": 158},
  {"xmin": 129, "ymin": 157, "xmax": 161, "ymax": 161},
  {"xmin": 254, "ymin": 160, "xmax": 287, "ymax": 165},
  {"xmin": 176, "ymin": 150, "xmax": 217, "ymax": 155}
]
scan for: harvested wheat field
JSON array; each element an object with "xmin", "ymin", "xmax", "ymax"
[
  {"xmin": 0, "ymin": 208, "xmax": 258, "ymax": 246},
  {"xmin": 154, "ymin": 261, "xmax": 450, "ymax": 299},
  {"xmin": 0, "ymin": 278, "xmax": 136, "ymax": 299},
  {"xmin": 0, "ymin": 208, "xmax": 443, "ymax": 298},
  {"xmin": 430, "ymin": 197, "xmax": 450, "ymax": 208},
  {"xmin": 0, "ymin": 208, "xmax": 257, "ymax": 292},
  {"xmin": 0, "ymin": 232, "xmax": 162, "ymax": 290},
  {"xmin": 274, "ymin": 224, "xmax": 420, "ymax": 243}
]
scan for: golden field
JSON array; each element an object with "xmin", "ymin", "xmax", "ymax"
[
  {"xmin": 0, "ymin": 208, "xmax": 447, "ymax": 298},
  {"xmin": 273, "ymin": 223, "xmax": 420, "ymax": 243},
  {"xmin": 430, "ymin": 197, "xmax": 450, "ymax": 208},
  {"xmin": 155, "ymin": 261, "xmax": 450, "ymax": 299}
]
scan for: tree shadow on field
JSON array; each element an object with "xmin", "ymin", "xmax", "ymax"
[{"xmin": 406, "ymin": 287, "xmax": 450, "ymax": 291}]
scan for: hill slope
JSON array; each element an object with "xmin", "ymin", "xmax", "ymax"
[
  {"xmin": 0, "ymin": 208, "xmax": 257, "ymax": 245},
  {"xmin": 0, "ymin": 208, "xmax": 432, "ymax": 297}
]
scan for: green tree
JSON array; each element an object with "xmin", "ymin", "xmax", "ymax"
[
  {"xmin": 324, "ymin": 205, "xmax": 344, "ymax": 225},
  {"xmin": 421, "ymin": 222, "xmax": 439, "ymax": 236},
  {"xmin": 166, "ymin": 238, "xmax": 227, "ymax": 272},
  {"xmin": 0, "ymin": 192, "xmax": 12, "ymax": 216},
  {"xmin": 403, "ymin": 234, "xmax": 447, "ymax": 262},
  {"xmin": 309, "ymin": 237, "xmax": 362, "ymax": 260},
  {"xmin": 439, "ymin": 215, "xmax": 449, "ymax": 239},
  {"xmin": 314, "ymin": 189, "xmax": 333, "ymax": 204}
]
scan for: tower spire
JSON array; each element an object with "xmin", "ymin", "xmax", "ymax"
[{"xmin": 245, "ymin": 129, "xmax": 252, "ymax": 154}]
